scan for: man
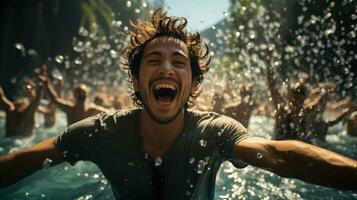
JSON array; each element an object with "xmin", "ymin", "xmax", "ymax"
[
  {"xmin": 42, "ymin": 76, "xmax": 108, "ymax": 125},
  {"xmin": 0, "ymin": 77, "xmax": 44, "ymax": 137},
  {"xmin": 0, "ymin": 9, "xmax": 356, "ymax": 200}
]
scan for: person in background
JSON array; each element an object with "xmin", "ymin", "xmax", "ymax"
[
  {"xmin": 39, "ymin": 66, "xmax": 65, "ymax": 128},
  {"xmin": 304, "ymin": 86, "xmax": 352, "ymax": 142},
  {"xmin": 40, "ymin": 72, "xmax": 107, "ymax": 125},
  {"xmin": 224, "ymin": 83, "xmax": 257, "ymax": 128},
  {"xmin": 266, "ymin": 53, "xmax": 309, "ymax": 140},
  {"xmin": 0, "ymin": 75, "xmax": 44, "ymax": 137}
]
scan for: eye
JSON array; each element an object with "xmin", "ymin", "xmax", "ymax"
[
  {"xmin": 173, "ymin": 60, "xmax": 187, "ymax": 67},
  {"xmin": 147, "ymin": 60, "xmax": 160, "ymax": 65}
]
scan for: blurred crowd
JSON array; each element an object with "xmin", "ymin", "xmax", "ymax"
[{"xmin": 0, "ymin": 62, "xmax": 356, "ymax": 145}]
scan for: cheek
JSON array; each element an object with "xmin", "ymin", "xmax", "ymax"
[{"xmin": 181, "ymin": 72, "xmax": 193, "ymax": 95}]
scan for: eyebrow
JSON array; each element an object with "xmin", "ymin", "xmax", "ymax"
[
  {"xmin": 143, "ymin": 51, "xmax": 161, "ymax": 59},
  {"xmin": 143, "ymin": 51, "xmax": 189, "ymax": 59}
]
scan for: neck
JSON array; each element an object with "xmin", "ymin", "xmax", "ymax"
[{"xmin": 139, "ymin": 108, "xmax": 185, "ymax": 156}]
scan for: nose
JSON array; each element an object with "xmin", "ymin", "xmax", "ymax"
[{"xmin": 158, "ymin": 60, "xmax": 174, "ymax": 76}]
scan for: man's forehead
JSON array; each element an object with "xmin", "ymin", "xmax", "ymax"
[{"xmin": 143, "ymin": 36, "xmax": 189, "ymax": 57}]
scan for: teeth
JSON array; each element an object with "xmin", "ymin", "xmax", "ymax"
[{"xmin": 154, "ymin": 83, "xmax": 176, "ymax": 90}]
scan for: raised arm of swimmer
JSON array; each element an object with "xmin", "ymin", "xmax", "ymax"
[
  {"xmin": 40, "ymin": 75, "xmax": 72, "ymax": 111},
  {"xmin": 0, "ymin": 86, "xmax": 15, "ymax": 111},
  {"xmin": 326, "ymin": 107, "xmax": 350, "ymax": 127},
  {"xmin": 265, "ymin": 50, "xmax": 284, "ymax": 109},
  {"xmin": 0, "ymin": 137, "xmax": 63, "ymax": 188},
  {"xmin": 234, "ymin": 137, "xmax": 357, "ymax": 191}
]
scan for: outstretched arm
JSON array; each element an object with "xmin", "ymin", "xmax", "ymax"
[
  {"xmin": 0, "ymin": 137, "xmax": 64, "ymax": 188},
  {"xmin": 233, "ymin": 137, "xmax": 357, "ymax": 191},
  {"xmin": 0, "ymin": 86, "xmax": 15, "ymax": 112}
]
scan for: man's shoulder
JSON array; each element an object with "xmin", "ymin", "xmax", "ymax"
[
  {"xmin": 187, "ymin": 109, "xmax": 241, "ymax": 127},
  {"xmin": 95, "ymin": 108, "xmax": 139, "ymax": 124},
  {"xmin": 64, "ymin": 108, "xmax": 139, "ymax": 137}
]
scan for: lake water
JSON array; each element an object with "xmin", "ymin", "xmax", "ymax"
[{"xmin": 0, "ymin": 112, "xmax": 356, "ymax": 199}]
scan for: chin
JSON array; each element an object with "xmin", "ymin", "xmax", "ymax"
[{"xmin": 145, "ymin": 104, "xmax": 183, "ymax": 124}]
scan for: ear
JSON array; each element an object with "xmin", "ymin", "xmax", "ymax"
[{"xmin": 133, "ymin": 76, "xmax": 139, "ymax": 92}]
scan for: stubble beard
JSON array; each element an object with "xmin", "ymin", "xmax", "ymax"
[{"xmin": 140, "ymin": 89, "xmax": 188, "ymax": 124}]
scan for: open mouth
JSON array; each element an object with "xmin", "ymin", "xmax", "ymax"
[{"xmin": 153, "ymin": 83, "xmax": 177, "ymax": 103}]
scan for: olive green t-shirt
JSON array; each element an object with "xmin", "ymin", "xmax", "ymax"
[{"xmin": 55, "ymin": 109, "xmax": 250, "ymax": 200}]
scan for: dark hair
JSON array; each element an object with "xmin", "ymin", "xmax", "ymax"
[{"xmin": 122, "ymin": 8, "xmax": 211, "ymax": 108}]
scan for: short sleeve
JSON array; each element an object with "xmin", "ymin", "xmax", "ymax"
[
  {"xmin": 210, "ymin": 115, "xmax": 252, "ymax": 168},
  {"xmin": 54, "ymin": 116, "xmax": 100, "ymax": 165}
]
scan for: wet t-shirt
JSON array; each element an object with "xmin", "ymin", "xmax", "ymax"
[{"xmin": 55, "ymin": 109, "xmax": 251, "ymax": 200}]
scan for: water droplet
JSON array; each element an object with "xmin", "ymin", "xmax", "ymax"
[
  {"xmin": 199, "ymin": 139, "xmax": 207, "ymax": 147},
  {"xmin": 41, "ymin": 194, "xmax": 46, "ymax": 198},
  {"xmin": 219, "ymin": 193, "xmax": 230, "ymax": 199},
  {"xmin": 189, "ymin": 157, "xmax": 195, "ymax": 164},
  {"xmin": 28, "ymin": 49, "xmax": 37, "ymax": 57},
  {"xmin": 127, "ymin": 162, "xmax": 134, "ymax": 166},
  {"xmin": 197, "ymin": 160, "xmax": 206, "ymax": 174},
  {"xmin": 74, "ymin": 58, "xmax": 83, "ymax": 65},
  {"xmin": 256, "ymin": 152, "xmax": 263, "ymax": 159},
  {"xmin": 62, "ymin": 150, "xmax": 68, "ymax": 157},
  {"xmin": 14, "ymin": 42, "xmax": 26, "ymax": 57},
  {"xmin": 155, "ymin": 157, "xmax": 162, "ymax": 166},
  {"xmin": 144, "ymin": 153, "xmax": 149, "ymax": 159},
  {"xmin": 42, "ymin": 158, "xmax": 53, "ymax": 169},
  {"xmin": 110, "ymin": 50, "xmax": 119, "ymax": 58},
  {"xmin": 112, "ymin": 20, "xmax": 122, "ymax": 28},
  {"xmin": 126, "ymin": 1, "xmax": 131, "ymax": 7},
  {"xmin": 55, "ymin": 55, "xmax": 64, "ymax": 63},
  {"xmin": 78, "ymin": 27, "xmax": 89, "ymax": 37},
  {"xmin": 223, "ymin": 10, "xmax": 228, "ymax": 17},
  {"xmin": 101, "ymin": 179, "xmax": 108, "ymax": 185}
]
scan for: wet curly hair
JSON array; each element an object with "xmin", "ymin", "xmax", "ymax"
[{"xmin": 122, "ymin": 8, "xmax": 211, "ymax": 108}]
